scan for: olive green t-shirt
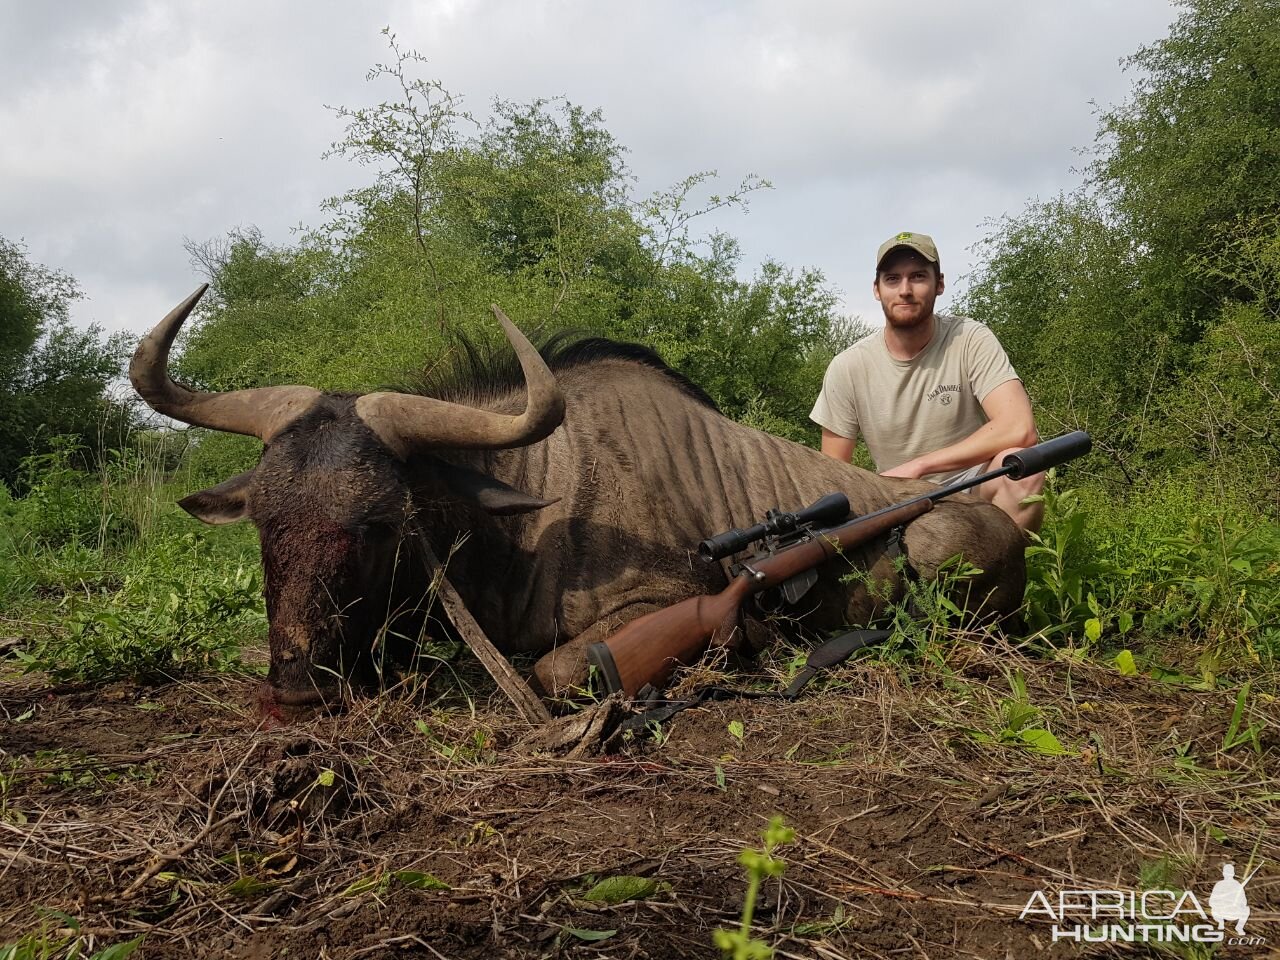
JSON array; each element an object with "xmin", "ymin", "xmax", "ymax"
[{"xmin": 809, "ymin": 314, "xmax": 1019, "ymax": 484}]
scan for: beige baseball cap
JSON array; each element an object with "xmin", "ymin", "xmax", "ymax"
[{"xmin": 876, "ymin": 231, "xmax": 940, "ymax": 270}]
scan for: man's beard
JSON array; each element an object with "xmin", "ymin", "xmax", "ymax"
[{"xmin": 881, "ymin": 295, "xmax": 935, "ymax": 330}]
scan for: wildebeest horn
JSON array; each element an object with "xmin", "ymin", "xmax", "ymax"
[
  {"xmin": 130, "ymin": 285, "xmax": 321, "ymax": 441},
  {"xmin": 354, "ymin": 304, "xmax": 565, "ymax": 456}
]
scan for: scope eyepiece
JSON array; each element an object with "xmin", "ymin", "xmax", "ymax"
[{"xmin": 698, "ymin": 526, "xmax": 762, "ymax": 562}]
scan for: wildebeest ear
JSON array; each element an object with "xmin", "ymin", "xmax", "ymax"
[
  {"xmin": 178, "ymin": 470, "xmax": 255, "ymax": 525},
  {"xmin": 437, "ymin": 461, "xmax": 560, "ymax": 516}
]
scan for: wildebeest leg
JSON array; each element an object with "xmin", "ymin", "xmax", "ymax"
[{"xmin": 531, "ymin": 604, "xmax": 663, "ymax": 699}]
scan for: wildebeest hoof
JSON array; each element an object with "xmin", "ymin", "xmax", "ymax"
[
  {"xmin": 258, "ymin": 682, "xmax": 348, "ymax": 725},
  {"xmin": 520, "ymin": 693, "xmax": 628, "ymax": 759}
]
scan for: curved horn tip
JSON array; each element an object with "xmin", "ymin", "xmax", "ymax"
[
  {"xmin": 174, "ymin": 283, "xmax": 211, "ymax": 313},
  {"xmin": 490, "ymin": 303, "xmax": 514, "ymax": 326},
  {"xmin": 131, "ymin": 283, "xmax": 210, "ymax": 365}
]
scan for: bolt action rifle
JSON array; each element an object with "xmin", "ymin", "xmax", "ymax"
[{"xmin": 587, "ymin": 431, "xmax": 1092, "ymax": 697}]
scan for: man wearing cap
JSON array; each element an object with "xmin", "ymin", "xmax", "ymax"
[{"xmin": 810, "ymin": 232, "xmax": 1044, "ymax": 531}]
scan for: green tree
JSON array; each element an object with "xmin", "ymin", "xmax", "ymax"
[
  {"xmin": 960, "ymin": 0, "xmax": 1280, "ymax": 490},
  {"xmin": 178, "ymin": 34, "xmax": 851, "ymax": 458},
  {"xmin": 1094, "ymin": 0, "xmax": 1280, "ymax": 316},
  {"xmin": 0, "ymin": 238, "xmax": 127, "ymax": 488}
]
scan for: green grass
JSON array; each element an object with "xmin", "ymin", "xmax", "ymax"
[{"xmin": 2, "ymin": 438, "xmax": 264, "ymax": 685}]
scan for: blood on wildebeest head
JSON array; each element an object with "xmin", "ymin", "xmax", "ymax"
[{"xmin": 131, "ymin": 286, "xmax": 563, "ymax": 710}]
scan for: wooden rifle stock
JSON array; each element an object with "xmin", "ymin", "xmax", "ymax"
[{"xmin": 587, "ymin": 499, "xmax": 932, "ymax": 696}]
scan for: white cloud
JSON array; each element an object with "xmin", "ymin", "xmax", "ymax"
[{"xmin": 1, "ymin": 0, "xmax": 1176, "ymax": 338}]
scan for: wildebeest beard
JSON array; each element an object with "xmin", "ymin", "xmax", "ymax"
[{"xmin": 257, "ymin": 510, "xmax": 430, "ymax": 706}]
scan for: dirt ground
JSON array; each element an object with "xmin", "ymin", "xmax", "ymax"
[{"xmin": 1, "ymin": 639, "xmax": 1277, "ymax": 959}]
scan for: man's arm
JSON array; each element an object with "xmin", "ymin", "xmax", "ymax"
[
  {"xmin": 880, "ymin": 379, "xmax": 1037, "ymax": 479},
  {"xmin": 820, "ymin": 428, "xmax": 856, "ymax": 463}
]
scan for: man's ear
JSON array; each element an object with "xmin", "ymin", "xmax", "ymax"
[
  {"xmin": 436, "ymin": 460, "xmax": 560, "ymax": 515},
  {"xmin": 935, "ymin": 272, "xmax": 946, "ymax": 296},
  {"xmin": 178, "ymin": 470, "xmax": 255, "ymax": 525},
  {"xmin": 872, "ymin": 277, "xmax": 882, "ymax": 302}
]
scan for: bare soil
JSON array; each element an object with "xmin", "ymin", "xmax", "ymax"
[{"xmin": 1, "ymin": 639, "xmax": 1277, "ymax": 959}]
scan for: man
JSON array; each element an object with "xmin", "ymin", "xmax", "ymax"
[{"xmin": 810, "ymin": 232, "xmax": 1044, "ymax": 531}]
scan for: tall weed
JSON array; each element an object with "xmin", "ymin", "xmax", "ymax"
[
  {"xmin": 1144, "ymin": 516, "xmax": 1279, "ymax": 659},
  {"xmin": 9, "ymin": 439, "xmax": 107, "ymax": 549},
  {"xmin": 1070, "ymin": 476, "xmax": 1280, "ymax": 665},
  {"xmin": 1023, "ymin": 476, "xmax": 1127, "ymax": 649}
]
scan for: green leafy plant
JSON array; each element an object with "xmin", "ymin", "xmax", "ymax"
[
  {"xmin": 0, "ymin": 909, "xmax": 142, "ymax": 960},
  {"xmin": 728, "ymin": 719, "xmax": 745, "ymax": 746},
  {"xmin": 715, "ymin": 816, "xmax": 795, "ymax": 959},
  {"xmin": 1220, "ymin": 682, "xmax": 1264, "ymax": 756},
  {"xmin": 341, "ymin": 868, "xmax": 450, "ymax": 898},
  {"xmin": 413, "ymin": 719, "xmax": 494, "ymax": 764},
  {"xmin": 16, "ymin": 541, "xmax": 263, "ymax": 684},
  {"xmin": 1147, "ymin": 517, "xmax": 1280, "ymax": 657},
  {"xmin": 580, "ymin": 875, "xmax": 665, "ymax": 905},
  {"xmin": 9, "ymin": 440, "xmax": 106, "ymax": 549},
  {"xmin": 842, "ymin": 552, "xmax": 983, "ymax": 669},
  {"xmin": 968, "ymin": 670, "xmax": 1067, "ymax": 756},
  {"xmin": 1023, "ymin": 478, "xmax": 1127, "ymax": 648}
]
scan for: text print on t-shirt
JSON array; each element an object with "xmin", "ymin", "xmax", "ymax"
[{"xmin": 926, "ymin": 383, "xmax": 961, "ymax": 406}]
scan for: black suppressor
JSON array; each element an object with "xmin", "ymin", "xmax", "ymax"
[
  {"xmin": 698, "ymin": 492, "xmax": 850, "ymax": 563},
  {"xmin": 1001, "ymin": 430, "xmax": 1091, "ymax": 479}
]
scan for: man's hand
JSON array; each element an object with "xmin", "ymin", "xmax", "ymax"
[{"xmin": 880, "ymin": 381, "xmax": 1039, "ymax": 480}]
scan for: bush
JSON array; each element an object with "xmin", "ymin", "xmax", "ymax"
[
  {"xmin": 1028, "ymin": 475, "xmax": 1280, "ymax": 668},
  {"xmin": 1102, "ymin": 480, "xmax": 1280, "ymax": 663},
  {"xmin": 3, "ymin": 433, "xmax": 266, "ymax": 684},
  {"xmin": 1022, "ymin": 476, "xmax": 1129, "ymax": 649}
]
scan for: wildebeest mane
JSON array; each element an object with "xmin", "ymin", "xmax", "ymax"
[{"xmin": 398, "ymin": 329, "xmax": 720, "ymax": 411}]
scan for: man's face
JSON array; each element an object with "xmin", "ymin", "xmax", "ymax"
[{"xmin": 874, "ymin": 250, "xmax": 944, "ymax": 330}]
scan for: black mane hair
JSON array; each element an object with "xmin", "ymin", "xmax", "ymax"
[{"xmin": 397, "ymin": 329, "xmax": 720, "ymax": 411}]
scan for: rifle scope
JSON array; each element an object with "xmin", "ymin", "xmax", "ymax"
[{"xmin": 698, "ymin": 492, "xmax": 850, "ymax": 563}]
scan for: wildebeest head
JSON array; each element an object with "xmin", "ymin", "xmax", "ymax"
[{"xmin": 131, "ymin": 286, "xmax": 565, "ymax": 709}]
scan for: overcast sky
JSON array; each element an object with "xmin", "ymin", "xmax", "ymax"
[{"xmin": 2, "ymin": 0, "xmax": 1178, "ymax": 341}]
